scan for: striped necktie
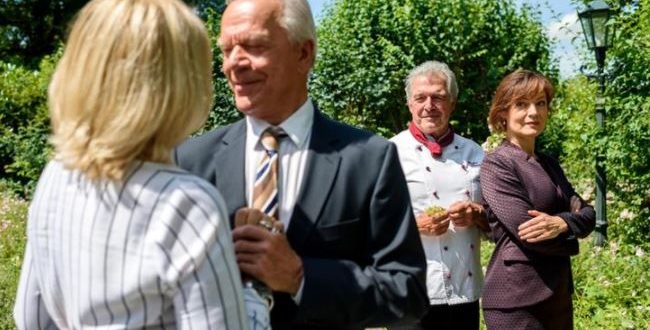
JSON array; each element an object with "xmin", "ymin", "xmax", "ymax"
[{"xmin": 253, "ymin": 126, "xmax": 286, "ymax": 218}]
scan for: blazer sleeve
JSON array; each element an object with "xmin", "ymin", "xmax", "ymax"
[
  {"xmin": 480, "ymin": 154, "xmax": 579, "ymax": 256},
  {"xmin": 297, "ymin": 142, "xmax": 428, "ymax": 327},
  {"xmin": 545, "ymin": 156, "xmax": 596, "ymax": 239}
]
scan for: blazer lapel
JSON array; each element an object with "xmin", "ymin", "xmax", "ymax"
[
  {"xmin": 287, "ymin": 109, "xmax": 341, "ymax": 249},
  {"xmin": 213, "ymin": 120, "xmax": 247, "ymax": 220}
]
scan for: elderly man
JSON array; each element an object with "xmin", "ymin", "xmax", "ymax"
[
  {"xmin": 390, "ymin": 61, "xmax": 489, "ymax": 330},
  {"xmin": 175, "ymin": 0, "xmax": 428, "ymax": 328}
]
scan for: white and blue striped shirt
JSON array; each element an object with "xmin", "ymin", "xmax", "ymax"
[{"xmin": 14, "ymin": 160, "xmax": 268, "ymax": 329}]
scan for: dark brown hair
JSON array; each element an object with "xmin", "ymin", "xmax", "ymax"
[{"xmin": 488, "ymin": 69, "xmax": 554, "ymax": 133}]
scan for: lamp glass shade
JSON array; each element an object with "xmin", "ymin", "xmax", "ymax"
[
  {"xmin": 578, "ymin": 0, "xmax": 614, "ymax": 49},
  {"xmin": 592, "ymin": 12, "xmax": 610, "ymax": 48},
  {"xmin": 579, "ymin": 14, "xmax": 596, "ymax": 49}
]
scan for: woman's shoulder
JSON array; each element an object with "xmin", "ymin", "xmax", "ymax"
[
  {"xmin": 483, "ymin": 143, "xmax": 514, "ymax": 165},
  {"xmin": 133, "ymin": 162, "xmax": 225, "ymax": 212}
]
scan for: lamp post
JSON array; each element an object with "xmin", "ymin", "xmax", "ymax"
[{"xmin": 578, "ymin": 0, "xmax": 615, "ymax": 247}]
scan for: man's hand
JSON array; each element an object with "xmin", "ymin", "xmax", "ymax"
[
  {"xmin": 232, "ymin": 224, "xmax": 303, "ymax": 295},
  {"xmin": 235, "ymin": 207, "xmax": 284, "ymax": 233},
  {"xmin": 518, "ymin": 210, "xmax": 568, "ymax": 242},
  {"xmin": 416, "ymin": 212, "xmax": 449, "ymax": 236},
  {"xmin": 447, "ymin": 201, "xmax": 488, "ymax": 231}
]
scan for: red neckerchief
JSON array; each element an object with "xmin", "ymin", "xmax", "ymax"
[{"xmin": 408, "ymin": 121, "xmax": 454, "ymax": 158}]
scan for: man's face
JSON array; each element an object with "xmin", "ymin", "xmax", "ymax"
[
  {"xmin": 407, "ymin": 74, "xmax": 455, "ymax": 138},
  {"xmin": 218, "ymin": 0, "xmax": 314, "ymax": 124}
]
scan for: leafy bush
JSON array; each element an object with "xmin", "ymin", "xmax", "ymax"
[
  {"xmin": 312, "ymin": 0, "xmax": 556, "ymax": 139},
  {"xmin": 572, "ymin": 241, "xmax": 650, "ymax": 329},
  {"xmin": 539, "ymin": 76, "xmax": 597, "ymax": 197},
  {"xmin": 601, "ymin": 0, "xmax": 650, "ymax": 246},
  {"xmin": 0, "ymin": 51, "xmax": 59, "ymax": 197},
  {"xmin": 201, "ymin": 6, "xmax": 242, "ymax": 132}
]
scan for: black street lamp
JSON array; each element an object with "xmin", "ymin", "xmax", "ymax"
[{"xmin": 578, "ymin": 0, "xmax": 616, "ymax": 247}]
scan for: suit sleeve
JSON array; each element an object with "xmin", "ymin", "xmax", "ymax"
[
  {"xmin": 297, "ymin": 142, "xmax": 428, "ymax": 327},
  {"xmin": 480, "ymin": 154, "xmax": 579, "ymax": 256}
]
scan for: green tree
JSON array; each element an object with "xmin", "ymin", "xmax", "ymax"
[
  {"xmin": 0, "ymin": 0, "xmax": 87, "ymax": 68},
  {"xmin": 0, "ymin": 0, "xmax": 222, "ymax": 68},
  {"xmin": 312, "ymin": 0, "xmax": 556, "ymax": 139}
]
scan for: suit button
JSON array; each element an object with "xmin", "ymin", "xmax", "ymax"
[
  {"xmin": 443, "ymin": 246, "xmax": 448, "ymax": 251},
  {"xmin": 426, "ymin": 166, "xmax": 431, "ymax": 172}
]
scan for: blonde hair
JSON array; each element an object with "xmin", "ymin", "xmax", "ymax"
[
  {"xmin": 48, "ymin": 0, "xmax": 213, "ymax": 181},
  {"xmin": 488, "ymin": 69, "xmax": 554, "ymax": 133}
]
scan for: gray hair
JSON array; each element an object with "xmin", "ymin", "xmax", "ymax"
[
  {"xmin": 226, "ymin": 0, "xmax": 317, "ymax": 50},
  {"xmin": 405, "ymin": 61, "xmax": 458, "ymax": 102}
]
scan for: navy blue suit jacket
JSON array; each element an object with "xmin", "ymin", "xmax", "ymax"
[{"xmin": 175, "ymin": 108, "xmax": 427, "ymax": 329}]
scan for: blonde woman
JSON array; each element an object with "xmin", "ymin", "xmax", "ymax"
[{"xmin": 13, "ymin": 0, "xmax": 268, "ymax": 328}]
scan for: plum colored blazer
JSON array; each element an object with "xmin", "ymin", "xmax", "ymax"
[{"xmin": 479, "ymin": 140, "xmax": 595, "ymax": 309}]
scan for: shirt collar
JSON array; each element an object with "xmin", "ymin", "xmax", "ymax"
[{"xmin": 246, "ymin": 98, "xmax": 314, "ymax": 147}]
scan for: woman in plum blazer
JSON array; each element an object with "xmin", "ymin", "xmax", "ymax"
[{"xmin": 479, "ymin": 70, "xmax": 595, "ymax": 329}]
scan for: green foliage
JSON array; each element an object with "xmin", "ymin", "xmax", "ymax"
[
  {"xmin": 0, "ymin": 192, "xmax": 28, "ymax": 328},
  {"xmin": 572, "ymin": 241, "xmax": 650, "ymax": 329},
  {"xmin": 0, "ymin": 52, "xmax": 59, "ymax": 197},
  {"xmin": 603, "ymin": 0, "xmax": 650, "ymax": 246},
  {"xmin": 312, "ymin": 0, "xmax": 556, "ymax": 139},
  {"xmin": 539, "ymin": 76, "xmax": 597, "ymax": 194},
  {"xmin": 0, "ymin": 0, "xmax": 86, "ymax": 68},
  {"xmin": 542, "ymin": 0, "xmax": 650, "ymax": 247},
  {"xmin": 0, "ymin": 0, "xmax": 218, "ymax": 68},
  {"xmin": 187, "ymin": 0, "xmax": 227, "ymax": 21},
  {"xmin": 201, "ymin": 6, "xmax": 242, "ymax": 132}
]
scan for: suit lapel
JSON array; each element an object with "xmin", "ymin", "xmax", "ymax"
[
  {"xmin": 287, "ymin": 109, "xmax": 341, "ymax": 249},
  {"xmin": 213, "ymin": 120, "xmax": 247, "ymax": 220}
]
